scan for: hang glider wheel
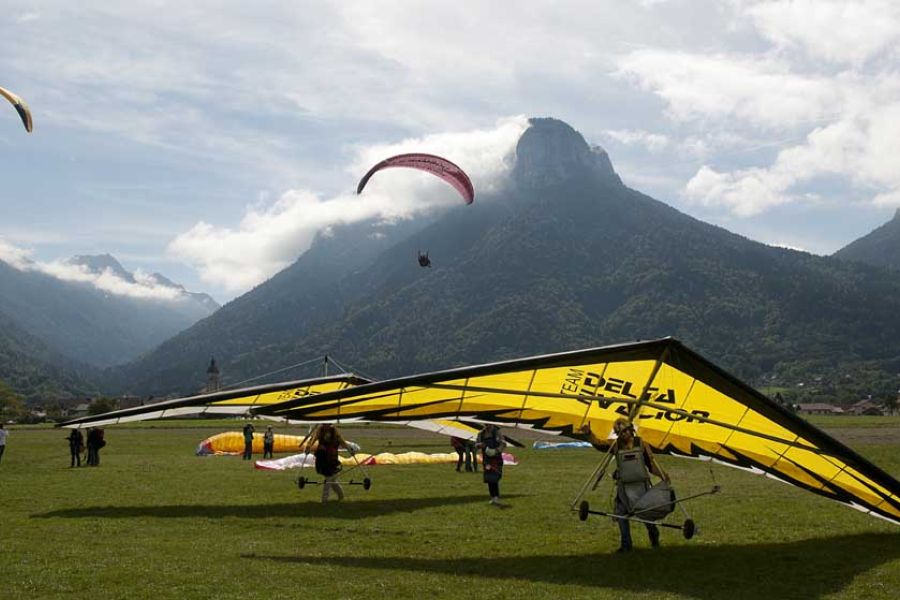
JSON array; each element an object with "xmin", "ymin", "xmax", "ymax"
[
  {"xmin": 682, "ymin": 518, "xmax": 696, "ymax": 539},
  {"xmin": 579, "ymin": 500, "xmax": 590, "ymax": 521}
]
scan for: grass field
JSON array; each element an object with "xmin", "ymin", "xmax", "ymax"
[{"xmin": 1, "ymin": 420, "xmax": 898, "ymax": 599}]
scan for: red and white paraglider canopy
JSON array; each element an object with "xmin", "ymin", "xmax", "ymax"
[{"xmin": 356, "ymin": 153, "xmax": 474, "ymax": 204}]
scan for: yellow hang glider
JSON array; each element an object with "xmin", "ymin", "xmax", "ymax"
[
  {"xmin": 0, "ymin": 86, "xmax": 33, "ymax": 132},
  {"xmin": 58, "ymin": 374, "xmax": 494, "ymax": 443},
  {"xmin": 59, "ymin": 374, "xmax": 369, "ymax": 429},
  {"xmin": 252, "ymin": 337, "xmax": 900, "ymax": 525}
]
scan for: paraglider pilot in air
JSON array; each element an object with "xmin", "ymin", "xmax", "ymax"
[
  {"xmin": 417, "ymin": 251, "xmax": 431, "ymax": 268},
  {"xmin": 610, "ymin": 417, "xmax": 670, "ymax": 552}
]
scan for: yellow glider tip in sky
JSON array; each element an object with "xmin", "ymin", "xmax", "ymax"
[{"xmin": 0, "ymin": 86, "xmax": 33, "ymax": 133}]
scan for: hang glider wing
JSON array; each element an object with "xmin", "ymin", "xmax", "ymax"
[
  {"xmin": 253, "ymin": 337, "xmax": 900, "ymax": 525},
  {"xmin": 57, "ymin": 376, "xmax": 498, "ymax": 447},
  {"xmin": 404, "ymin": 419, "xmax": 482, "ymax": 440},
  {"xmin": 58, "ymin": 374, "xmax": 370, "ymax": 429},
  {"xmin": 0, "ymin": 86, "xmax": 33, "ymax": 132},
  {"xmin": 357, "ymin": 153, "xmax": 475, "ymax": 204}
]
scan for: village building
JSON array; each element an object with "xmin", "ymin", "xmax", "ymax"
[
  {"xmin": 205, "ymin": 356, "xmax": 220, "ymax": 393},
  {"xmin": 848, "ymin": 398, "xmax": 886, "ymax": 416},
  {"xmin": 797, "ymin": 403, "xmax": 844, "ymax": 416}
]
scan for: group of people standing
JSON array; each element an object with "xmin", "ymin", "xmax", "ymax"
[
  {"xmin": 53, "ymin": 414, "xmax": 667, "ymax": 554},
  {"xmin": 66, "ymin": 427, "xmax": 105, "ymax": 467},
  {"xmin": 241, "ymin": 423, "xmax": 276, "ymax": 460}
]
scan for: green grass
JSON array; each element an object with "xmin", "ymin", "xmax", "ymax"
[
  {"xmin": 1, "ymin": 423, "xmax": 898, "ymax": 599},
  {"xmin": 804, "ymin": 415, "xmax": 900, "ymax": 428}
]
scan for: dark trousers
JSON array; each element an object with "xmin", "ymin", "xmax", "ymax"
[
  {"xmin": 87, "ymin": 445, "xmax": 100, "ymax": 466},
  {"xmin": 0, "ymin": 444, "xmax": 5, "ymax": 463},
  {"xmin": 615, "ymin": 497, "xmax": 659, "ymax": 550},
  {"xmin": 488, "ymin": 481, "xmax": 500, "ymax": 498},
  {"xmin": 263, "ymin": 443, "xmax": 273, "ymax": 459},
  {"xmin": 70, "ymin": 447, "xmax": 81, "ymax": 467},
  {"xmin": 243, "ymin": 442, "xmax": 252, "ymax": 460}
]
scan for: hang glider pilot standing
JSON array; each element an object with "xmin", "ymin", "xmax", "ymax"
[
  {"xmin": 584, "ymin": 418, "xmax": 670, "ymax": 552},
  {"xmin": 312, "ymin": 424, "xmax": 354, "ymax": 503}
]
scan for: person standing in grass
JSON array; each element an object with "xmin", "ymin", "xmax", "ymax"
[
  {"xmin": 465, "ymin": 439, "xmax": 478, "ymax": 472},
  {"xmin": 67, "ymin": 428, "xmax": 84, "ymax": 467},
  {"xmin": 94, "ymin": 428, "xmax": 106, "ymax": 466},
  {"xmin": 476, "ymin": 424, "xmax": 507, "ymax": 506},
  {"xmin": 451, "ymin": 436, "xmax": 470, "ymax": 472},
  {"xmin": 312, "ymin": 424, "xmax": 353, "ymax": 503},
  {"xmin": 0, "ymin": 422, "xmax": 7, "ymax": 464},
  {"xmin": 609, "ymin": 418, "xmax": 668, "ymax": 553},
  {"xmin": 85, "ymin": 427, "xmax": 98, "ymax": 466},
  {"xmin": 263, "ymin": 425, "xmax": 275, "ymax": 459},
  {"xmin": 242, "ymin": 422, "xmax": 255, "ymax": 460}
]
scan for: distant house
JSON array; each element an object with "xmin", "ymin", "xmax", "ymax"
[
  {"xmin": 70, "ymin": 402, "xmax": 91, "ymax": 418},
  {"xmin": 117, "ymin": 395, "xmax": 143, "ymax": 410},
  {"xmin": 797, "ymin": 403, "xmax": 844, "ymax": 415},
  {"xmin": 848, "ymin": 399, "xmax": 885, "ymax": 416}
]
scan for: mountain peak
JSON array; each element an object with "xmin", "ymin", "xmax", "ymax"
[
  {"xmin": 68, "ymin": 253, "xmax": 133, "ymax": 282},
  {"xmin": 513, "ymin": 117, "xmax": 621, "ymax": 188},
  {"xmin": 834, "ymin": 209, "xmax": 900, "ymax": 270}
]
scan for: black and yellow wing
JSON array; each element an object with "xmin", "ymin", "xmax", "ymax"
[
  {"xmin": 253, "ymin": 338, "xmax": 900, "ymax": 525},
  {"xmin": 59, "ymin": 374, "xmax": 368, "ymax": 429}
]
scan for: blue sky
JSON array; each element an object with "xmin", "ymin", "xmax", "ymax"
[{"xmin": 2, "ymin": 1, "xmax": 899, "ymax": 302}]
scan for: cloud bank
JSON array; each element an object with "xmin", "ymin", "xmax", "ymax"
[
  {"xmin": 166, "ymin": 117, "xmax": 528, "ymax": 292},
  {"xmin": 0, "ymin": 239, "xmax": 185, "ymax": 301}
]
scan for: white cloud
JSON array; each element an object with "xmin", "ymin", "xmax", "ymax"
[
  {"xmin": 685, "ymin": 101, "xmax": 900, "ymax": 214},
  {"xmin": 0, "ymin": 238, "xmax": 185, "ymax": 301},
  {"xmin": 744, "ymin": 0, "xmax": 900, "ymax": 66},
  {"xmin": 615, "ymin": 50, "xmax": 844, "ymax": 129},
  {"xmin": 768, "ymin": 241, "xmax": 808, "ymax": 252},
  {"xmin": 603, "ymin": 129, "xmax": 670, "ymax": 152},
  {"xmin": 0, "ymin": 238, "xmax": 33, "ymax": 270},
  {"xmin": 685, "ymin": 164, "xmax": 794, "ymax": 216},
  {"xmin": 167, "ymin": 117, "xmax": 529, "ymax": 292}
]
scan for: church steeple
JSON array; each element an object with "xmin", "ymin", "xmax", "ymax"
[{"xmin": 206, "ymin": 356, "xmax": 220, "ymax": 393}]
